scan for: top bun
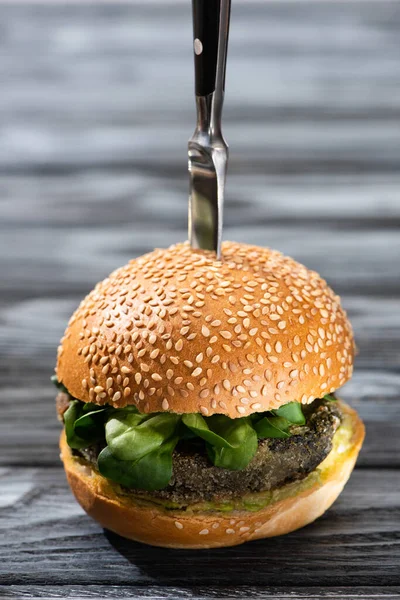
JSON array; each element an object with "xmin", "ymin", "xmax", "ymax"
[{"xmin": 56, "ymin": 242, "xmax": 354, "ymax": 418}]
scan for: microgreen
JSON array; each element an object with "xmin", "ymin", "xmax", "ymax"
[
  {"xmin": 182, "ymin": 413, "xmax": 234, "ymax": 448},
  {"xmin": 324, "ymin": 394, "xmax": 337, "ymax": 402},
  {"xmin": 205, "ymin": 416, "xmax": 258, "ymax": 470},
  {"xmin": 106, "ymin": 411, "xmax": 181, "ymax": 462},
  {"xmin": 54, "ymin": 377, "xmax": 328, "ymax": 491},
  {"xmin": 51, "ymin": 375, "xmax": 69, "ymax": 395},
  {"xmin": 98, "ymin": 436, "xmax": 179, "ymax": 491}
]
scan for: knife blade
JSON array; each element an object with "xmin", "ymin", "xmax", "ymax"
[{"xmin": 188, "ymin": 0, "xmax": 231, "ymax": 259}]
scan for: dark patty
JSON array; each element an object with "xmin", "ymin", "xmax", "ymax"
[
  {"xmin": 140, "ymin": 399, "xmax": 340, "ymax": 504},
  {"xmin": 65, "ymin": 395, "xmax": 341, "ymax": 505}
]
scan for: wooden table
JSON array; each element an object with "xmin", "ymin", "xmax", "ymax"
[{"xmin": 1, "ymin": 1, "xmax": 400, "ymax": 598}]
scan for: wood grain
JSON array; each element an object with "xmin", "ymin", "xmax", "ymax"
[
  {"xmin": 1, "ymin": 468, "xmax": 400, "ymax": 587},
  {"xmin": 1, "ymin": 377, "xmax": 399, "ymax": 467},
  {"xmin": 1, "ymin": 588, "xmax": 400, "ymax": 600},
  {"xmin": 1, "ymin": 587, "xmax": 400, "ymax": 600},
  {"xmin": 1, "ymin": 0, "xmax": 399, "ymax": 597}
]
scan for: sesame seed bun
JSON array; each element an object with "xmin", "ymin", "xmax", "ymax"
[
  {"xmin": 56, "ymin": 242, "xmax": 354, "ymax": 417},
  {"xmin": 60, "ymin": 399, "xmax": 364, "ymax": 549}
]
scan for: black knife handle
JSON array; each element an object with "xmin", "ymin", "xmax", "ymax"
[{"xmin": 192, "ymin": 0, "xmax": 223, "ymax": 97}]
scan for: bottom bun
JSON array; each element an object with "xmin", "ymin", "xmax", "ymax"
[{"xmin": 60, "ymin": 399, "xmax": 364, "ymax": 549}]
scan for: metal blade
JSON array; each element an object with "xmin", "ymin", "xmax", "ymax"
[
  {"xmin": 188, "ymin": 0, "xmax": 231, "ymax": 259},
  {"xmin": 188, "ymin": 139, "xmax": 228, "ymax": 256}
]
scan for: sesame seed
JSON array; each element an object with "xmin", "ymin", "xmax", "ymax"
[
  {"xmin": 192, "ymin": 367, "xmax": 202, "ymax": 377},
  {"xmin": 64, "ymin": 242, "xmax": 353, "ymax": 420},
  {"xmin": 201, "ymin": 325, "xmax": 210, "ymax": 337},
  {"xmin": 121, "ymin": 366, "xmax": 131, "ymax": 374},
  {"xmin": 264, "ymin": 370, "xmax": 272, "ymax": 382},
  {"xmin": 220, "ymin": 330, "xmax": 232, "ymax": 340},
  {"xmin": 175, "ymin": 521, "xmax": 183, "ymax": 530},
  {"xmin": 175, "ymin": 339, "xmax": 183, "ymax": 352}
]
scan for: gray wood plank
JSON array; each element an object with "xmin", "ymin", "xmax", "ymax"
[
  {"xmin": 2, "ymin": 173, "xmax": 400, "ymax": 229},
  {"xmin": 2, "ymin": 225, "xmax": 400, "ymax": 299},
  {"xmin": 1, "ymin": 294, "xmax": 399, "ymax": 371},
  {"xmin": 0, "ymin": 290, "xmax": 399, "ymax": 466},
  {"xmin": 1, "ymin": 585, "xmax": 399, "ymax": 599},
  {"xmin": 0, "ymin": 468, "xmax": 399, "ymax": 587},
  {"xmin": 1, "ymin": 0, "xmax": 400, "ymax": 595},
  {"xmin": 0, "ymin": 2, "xmax": 400, "ymax": 175},
  {"xmin": 0, "ymin": 373, "xmax": 398, "ymax": 467}
]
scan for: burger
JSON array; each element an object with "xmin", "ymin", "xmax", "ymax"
[{"xmin": 54, "ymin": 241, "xmax": 364, "ymax": 549}]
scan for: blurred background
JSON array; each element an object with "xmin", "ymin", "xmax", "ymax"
[
  {"xmin": 1, "ymin": 0, "xmax": 400, "ymax": 589},
  {"xmin": 1, "ymin": 0, "xmax": 400, "ymax": 499}
]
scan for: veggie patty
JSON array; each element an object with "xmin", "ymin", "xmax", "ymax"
[{"xmin": 58, "ymin": 395, "xmax": 341, "ymax": 504}]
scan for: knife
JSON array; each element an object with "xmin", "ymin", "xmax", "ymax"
[{"xmin": 188, "ymin": 0, "xmax": 231, "ymax": 259}]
